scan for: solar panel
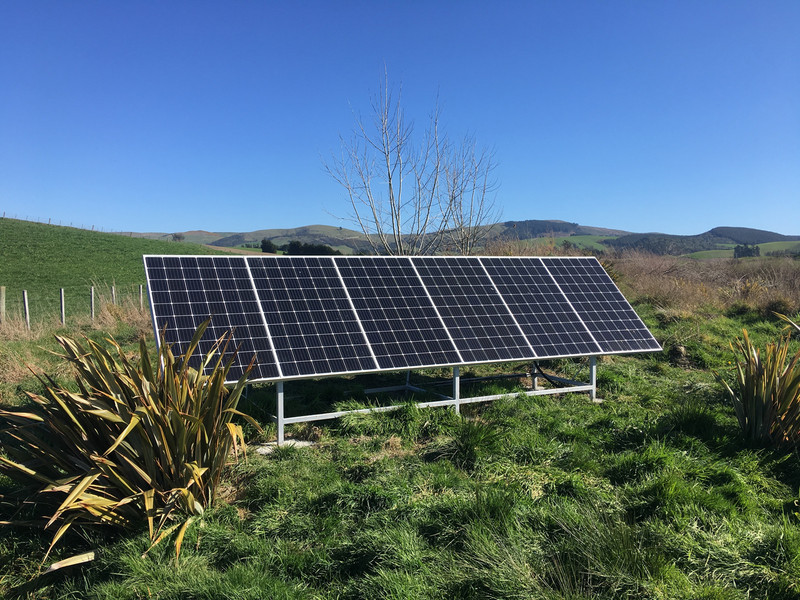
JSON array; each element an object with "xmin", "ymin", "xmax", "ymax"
[
  {"xmin": 411, "ymin": 256, "xmax": 535, "ymax": 363},
  {"xmin": 334, "ymin": 257, "xmax": 462, "ymax": 370},
  {"xmin": 541, "ymin": 257, "xmax": 661, "ymax": 353},
  {"xmin": 248, "ymin": 256, "xmax": 377, "ymax": 378},
  {"xmin": 480, "ymin": 257, "xmax": 602, "ymax": 357},
  {"xmin": 144, "ymin": 255, "xmax": 279, "ymax": 381},
  {"xmin": 144, "ymin": 254, "xmax": 660, "ymax": 383}
]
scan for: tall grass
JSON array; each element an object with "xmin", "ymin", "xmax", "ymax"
[{"xmin": 611, "ymin": 251, "xmax": 800, "ymax": 316}]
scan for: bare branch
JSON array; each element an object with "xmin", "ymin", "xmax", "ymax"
[{"xmin": 325, "ymin": 73, "xmax": 499, "ymax": 256}]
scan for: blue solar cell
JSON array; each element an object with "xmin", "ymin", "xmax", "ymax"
[
  {"xmin": 334, "ymin": 257, "xmax": 461, "ymax": 369},
  {"xmin": 480, "ymin": 257, "xmax": 602, "ymax": 357},
  {"xmin": 541, "ymin": 257, "xmax": 661, "ymax": 354},
  {"xmin": 411, "ymin": 257, "xmax": 534, "ymax": 363},
  {"xmin": 247, "ymin": 256, "xmax": 377, "ymax": 377},
  {"xmin": 144, "ymin": 255, "xmax": 279, "ymax": 380},
  {"xmin": 144, "ymin": 254, "xmax": 660, "ymax": 384}
]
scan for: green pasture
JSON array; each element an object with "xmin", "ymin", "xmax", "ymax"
[
  {"xmin": 516, "ymin": 235, "xmax": 617, "ymax": 252},
  {"xmin": 2, "ymin": 294, "xmax": 800, "ymax": 597},
  {"xmin": 0, "ymin": 219, "xmax": 227, "ymax": 322},
  {"xmin": 687, "ymin": 241, "xmax": 800, "ymax": 259},
  {"xmin": 760, "ymin": 240, "xmax": 800, "ymax": 255},
  {"xmin": 555, "ymin": 234, "xmax": 616, "ymax": 251}
]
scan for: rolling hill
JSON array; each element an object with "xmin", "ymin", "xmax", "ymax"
[
  {"xmin": 128, "ymin": 219, "xmax": 632, "ymax": 254},
  {"xmin": 604, "ymin": 227, "xmax": 800, "ymax": 255},
  {"xmin": 134, "ymin": 221, "xmax": 799, "ymax": 257}
]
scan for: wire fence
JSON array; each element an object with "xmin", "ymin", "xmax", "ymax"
[
  {"xmin": 0, "ymin": 284, "xmax": 149, "ymax": 329},
  {"xmin": 1, "ymin": 211, "xmax": 146, "ymax": 235}
]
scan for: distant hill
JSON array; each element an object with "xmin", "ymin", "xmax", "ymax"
[
  {"xmin": 210, "ymin": 224, "xmax": 371, "ymax": 254},
  {"xmin": 705, "ymin": 227, "xmax": 800, "ymax": 245},
  {"xmin": 128, "ymin": 219, "xmax": 631, "ymax": 254},
  {"xmin": 487, "ymin": 220, "xmax": 628, "ymax": 241},
  {"xmin": 604, "ymin": 227, "xmax": 800, "ymax": 255},
  {"xmin": 120, "ymin": 230, "xmax": 238, "ymax": 245},
  {"xmin": 115, "ymin": 220, "xmax": 800, "ymax": 257}
]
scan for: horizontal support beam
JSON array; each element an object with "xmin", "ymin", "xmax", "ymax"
[
  {"xmin": 274, "ymin": 382, "xmax": 594, "ymax": 429},
  {"xmin": 457, "ymin": 384, "xmax": 595, "ymax": 405}
]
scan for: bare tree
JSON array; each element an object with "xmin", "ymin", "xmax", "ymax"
[
  {"xmin": 442, "ymin": 136, "xmax": 500, "ymax": 255},
  {"xmin": 326, "ymin": 74, "xmax": 498, "ymax": 256}
]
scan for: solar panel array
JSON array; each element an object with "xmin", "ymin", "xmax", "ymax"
[{"xmin": 144, "ymin": 255, "xmax": 661, "ymax": 383}]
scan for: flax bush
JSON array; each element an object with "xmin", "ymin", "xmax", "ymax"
[
  {"xmin": 0, "ymin": 321, "xmax": 258, "ymax": 560},
  {"xmin": 718, "ymin": 315, "xmax": 800, "ymax": 448}
]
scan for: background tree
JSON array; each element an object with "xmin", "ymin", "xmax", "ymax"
[
  {"xmin": 734, "ymin": 244, "xmax": 760, "ymax": 259},
  {"xmin": 326, "ymin": 73, "xmax": 499, "ymax": 255},
  {"xmin": 261, "ymin": 238, "xmax": 277, "ymax": 253},
  {"xmin": 442, "ymin": 135, "xmax": 500, "ymax": 255},
  {"xmin": 281, "ymin": 240, "xmax": 341, "ymax": 255}
]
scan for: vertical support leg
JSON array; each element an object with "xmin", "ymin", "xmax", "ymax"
[
  {"xmin": 532, "ymin": 363, "xmax": 539, "ymax": 391},
  {"xmin": 277, "ymin": 381, "xmax": 285, "ymax": 446},
  {"xmin": 590, "ymin": 356, "xmax": 598, "ymax": 402},
  {"xmin": 453, "ymin": 366, "xmax": 460, "ymax": 415},
  {"xmin": 405, "ymin": 370, "xmax": 411, "ymax": 391}
]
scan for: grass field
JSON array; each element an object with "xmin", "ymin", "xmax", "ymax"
[
  {"xmin": 0, "ymin": 218, "xmax": 230, "ymax": 323},
  {"xmin": 686, "ymin": 248, "xmax": 735, "ymax": 259},
  {"xmin": 1, "ymin": 224, "xmax": 800, "ymax": 598},
  {"xmin": 760, "ymin": 241, "xmax": 800, "ymax": 255},
  {"xmin": 509, "ymin": 235, "xmax": 617, "ymax": 253},
  {"xmin": 686, "ymin": 241, "xmax": 800, "ymax": 259}
]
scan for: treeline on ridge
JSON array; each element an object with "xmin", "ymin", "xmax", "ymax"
[{"xmin": 240, "ymin": 238, "xmax": 342, "ymax": 255}]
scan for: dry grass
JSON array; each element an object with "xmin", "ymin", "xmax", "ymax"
[
  {"xmin": 610, "ymin": 252, "xmax": 800, "ymax": 315},
  {"xmin": 0, "ymin": 346, "xmax": 33, "ymax": 385},
  {"xmin": 0, "ymin": 312, "xmax": 52, "ymax": 342},
  {"xmin": 0, "ymin": 288, "xmax": 151, "ymax": 340},
  {"xmin": 0, "ymin": 294, "xmax": 152, "ymax": 400},
  {"xmin": 94, "ymin": 296, "xmax": 152, "ymax": 339}
]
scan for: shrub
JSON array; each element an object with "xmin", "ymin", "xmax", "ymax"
[
  {"xmin": 0, "ymin": 321, "xmax": 258, "ymax": 561},
  {"xmin": 717, "ymin": 315, "xmax": 800, "ymax": 448}
]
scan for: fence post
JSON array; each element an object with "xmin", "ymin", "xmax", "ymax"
[
  {"xmin": 0, "ymin": 286, "xmax": 5, "ymax": 323},
  {"xmin": 90, "ymin": 286, "xmax": 95, "ymax": 321},
  {"xmin": 23, "ymin": 290, "xmax": 30, "ymax": 330},
  {"xmin": 60, "ymin": 288, "xmax": 66, "ymax": 325},
  {"xmin": 139, "ymin": 284, "xmax": 144, "ymax": 310},
  {"xmin": 112, "ymin": 286, "xmax": 116, "ymax": 305}
]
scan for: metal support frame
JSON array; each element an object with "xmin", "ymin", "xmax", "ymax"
[
  {"xmin": 589, "ymin": 356, "xmax": 601, "ymax": 403},
  {"xmin": 276, "ymin": 381, "xmax": 285, "ymax": 445},
  {"xmin": 453, "ymin": 366, "xmax": 461, "ymax": 415},
  {"xmin": 271, "ymin": 359, "xmax": 601, "ymax": 445}
]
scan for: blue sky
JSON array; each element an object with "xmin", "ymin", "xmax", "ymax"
[{"xmin": 1, "ymin": 1, "xmax": 798, "ymax": 236}]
